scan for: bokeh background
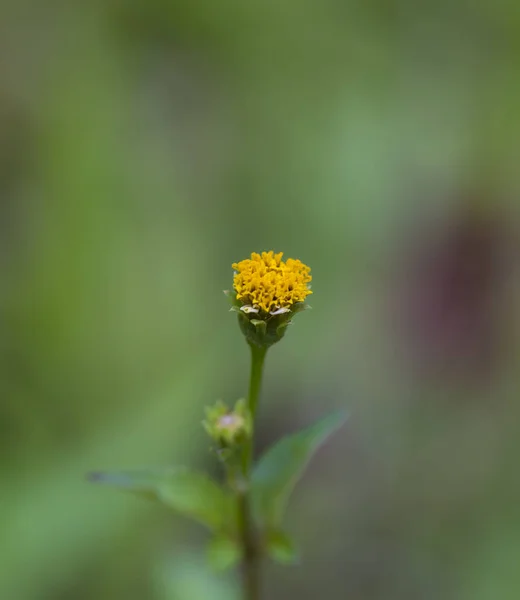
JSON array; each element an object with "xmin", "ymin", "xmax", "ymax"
[{"xmin": 2, "ymin": 2, "xmax": 520, "ymax": 599}]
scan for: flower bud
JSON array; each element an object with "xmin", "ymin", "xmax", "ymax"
[{"xmin": 203, "ymin": 399, "xmax": 252, "ymax": 448}]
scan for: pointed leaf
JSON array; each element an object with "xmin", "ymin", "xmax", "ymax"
[
  {"xmin": 89, "ymin": 467, "xmax": 234, "ymax": 532},
  {"xmin": 251, "ymin": 410, "xmax": 347, "ymax": 527},
  {"xmin": 266, "ymin": 530, "xmax": 299, "ymax": 565},
  {"xmin": 206, "ymin": 535, "xmax": 241, "ymax": 571}
]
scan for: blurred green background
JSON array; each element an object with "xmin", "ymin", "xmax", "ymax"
[{"xmin": 2, "ymin": 1, "xmax": 520, "ymax": 599}]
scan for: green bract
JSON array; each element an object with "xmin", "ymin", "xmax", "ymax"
[{"xmin": 225, "ymin": 289, "xmax": 310, "ymax": 348}]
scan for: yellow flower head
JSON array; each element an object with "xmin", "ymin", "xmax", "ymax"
[{"xmin": 232, "ymin": 251, "xmax": 312, "ymax": 315}]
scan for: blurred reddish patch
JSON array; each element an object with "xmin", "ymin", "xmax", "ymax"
[{"xmin": 393, "ymin": 200, "xmax": 514, "ymax": 383}]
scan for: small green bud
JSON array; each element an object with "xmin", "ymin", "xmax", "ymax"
[{"xmin": 203, "ymin": 399, "xmax": 252, "ymax": 448}]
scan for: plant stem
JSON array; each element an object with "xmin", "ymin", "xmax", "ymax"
[
  {"xmin": 238, "ymin": 492, "xmax": 260, "ymax": 600},
  {"xmin": 243, "ymin": 344, "xmax": 267, "ymax": 471},
  {"xmin": 239, "ymin": 343, "xmax": 267, "ymax": 600}
]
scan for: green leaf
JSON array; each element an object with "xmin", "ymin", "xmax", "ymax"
[
  {"xmin": 266, "ymin": 530, "xmax": 299, "ymax": 565},
  {"xmin": 206, "ymin": 535, "xmax": 241, "ymax": 571},
  {"xmin": 89, "ymin": 467, "xmax": 234, "ymax": 532},
  {"xmin": 251, "ymin": 410, "xmax": 347, "ymax": 527}
]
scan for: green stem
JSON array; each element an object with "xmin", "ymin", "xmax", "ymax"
[
  {"xmin": 239, "ymin": 343, "xmax": 267, "ymax": 600},
  {"xmin": 243, "ymin": 344, "xmax": 267, "ymax": 472},
  {"xmin": 238, "ymin": 493, "xmax": 260, "ymax": 600}
]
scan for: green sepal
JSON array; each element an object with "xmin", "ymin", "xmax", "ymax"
[
  {"xmin": 237, "ymin": 309, "xmax": 307, "ymax": 349},
  {"xmin": 266, "ymin": 530, "xmax": 300, "ymax": 565},
  {"xmin": 251, "ymin": 410, "xmax": 347, "ymax": 528},
  {"xmin": 223, "ymin": 289, "xmax": 241, "ymax": 308},
  {"xmin": 288, "ymin": 302, "xmax": 310, "ymax": 316},
  {"xmin": 250, "ymin": 319, "xmax": 267, "ymax": 337},
  {"xmin": 275, "ymin": 320, "xmax": 290, "ymax": 339},
  {"xmin": 206, "ymin": 535, "xmax": 241, "ymax": 571},
  {"xmin": 89, "ymin": 467, "xmax": 235, "ymax": 533},
  {"xmin": 229, "ymin": 279, "xmax": 312, "ymax": 348}
]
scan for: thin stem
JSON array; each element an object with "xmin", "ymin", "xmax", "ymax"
[
  {"xmin": 238, "ymin": 493, "xmax": 260, "ymax": 600},
  {"xmin": 238, "ymin": 343, "xmax": 267, "ymax": 600},
  {"xmin": 243, "ymin": 344, "xmax": 267, "ymax": 472}
]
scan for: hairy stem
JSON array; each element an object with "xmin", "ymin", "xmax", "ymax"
[{"xmin": 239, "ymin": 343, "xmax": 267, "ymax": 600}]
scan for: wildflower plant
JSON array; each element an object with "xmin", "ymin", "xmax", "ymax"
[{"xmin": 90, "ymin": 251, "xmax": 346, "ymax": 600}]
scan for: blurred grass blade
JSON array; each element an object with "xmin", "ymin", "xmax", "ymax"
[
  {"xmin": 266, "ymin": 530, "xmax": 300, "ymax": 565},
  {"xmin": 89, "ymin": 467, "xmax": 233, "ymax": 532},
  {"xmin": 251, "ymin": 410, "xmax": 347, "ymax": 527}
]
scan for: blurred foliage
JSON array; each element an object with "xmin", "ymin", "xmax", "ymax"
[
  {"xmin": 1, "ymin": 1, "xmax": 520, "ymax": 599},
  {"xmin": 251, "ymin": 409, "xmax": 347, "ymax": 529}
]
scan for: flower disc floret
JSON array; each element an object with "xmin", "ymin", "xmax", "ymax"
[{"xmin": 232, "ymin": 251, "xmax": 312, "ymax": 314}]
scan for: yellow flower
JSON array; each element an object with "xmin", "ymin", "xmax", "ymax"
[{"xmin": 232, "ymin": 251, "xmax": 312, "ymax": 315}]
